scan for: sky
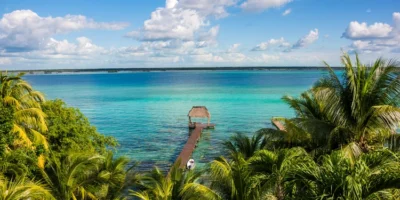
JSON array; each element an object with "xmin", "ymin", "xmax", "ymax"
[{"xmin": 0, "ymin": 0, "xmax": 400, "ymax": 70}]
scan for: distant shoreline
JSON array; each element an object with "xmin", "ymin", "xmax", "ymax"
[{"xmin": 8, "ymin": 66, "xmax": 346, "ymax": 75}]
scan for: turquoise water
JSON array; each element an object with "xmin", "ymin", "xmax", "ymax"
[{"xmin": 25, "ymin": 71, "xmax": 326, "ymax": 170}]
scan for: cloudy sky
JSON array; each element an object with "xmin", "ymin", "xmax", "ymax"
[{"xmin": 0, "ymin": 0, "xmax": 399, "ymax": 70}]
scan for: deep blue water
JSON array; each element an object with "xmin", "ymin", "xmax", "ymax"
[{"xmin": 25, "ymin": 71, "xmax": 326, "ymax": 170}]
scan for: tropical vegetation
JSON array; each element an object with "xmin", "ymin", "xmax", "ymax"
[{"xmin": 1, "ymin": 53, "xmax": 400, "ymax": 199}]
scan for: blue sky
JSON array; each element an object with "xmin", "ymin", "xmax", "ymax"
[{"xmin": 0, "ymin": 0, "xmax": 399, "ymax": 69}]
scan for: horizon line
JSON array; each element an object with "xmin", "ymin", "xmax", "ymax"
[{"xmin": 5, "ymin": 66, "xmax": 346, "ymax": 73}]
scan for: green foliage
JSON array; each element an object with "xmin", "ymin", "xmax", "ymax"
[
  {"xmin": 40, "ymin": 153, "xmax": 103, "ymax": 199},
  {"xmin": 248, "ymin": 147, "xmax": 313, "ymax": 199},
  {"xmin": 130, "ymin": 160, "xmax": 202, "ymax": 200},
  {"xmin": 0, "ymin": 148, "xmax": 39, "ymax": 179},
  {"xmin": 0, "ymin": 101, "xmax": 14, "ymax": 155},
  {"xmin": 41, "ymin": 99, "xmax": 117, "ymax": 154},
  {"xmin": 40, "ymin": 151, "xmax": 133, "ymax": 200},
  {"xmin": 0, "ymin": 71, "xmax": 48, "ymax": 149},
  {"xmin": 182, "ymin": 155, "xmax": 264, "ymax": 200},
  {"xmin": 0, "ymin": 174, "xmax": 54, "ymax": 200},
  {"xmin": 0, "ymin": 73, "xmax": 132, "ymax": 199},
  {"xmin": 263, "ymin": 53, "xmax": 400, "ymax": 153},
  {"xmin": 97, "ymin": 152, "xmax": 138, "ymax": 200},
  {"xmin": 2, "ymin": 54, "xmax": 400, "ymax": 199},
  {"xmin": 224, "ymin": 132, "xmax": 266, "ymax": 160},
  {"xmin": 285, "ymin": 148, "xmax": 400, "ymax": 199}
]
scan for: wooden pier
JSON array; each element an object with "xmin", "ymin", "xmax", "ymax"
[{"xmin": 174, "ymin": 122, "xmax": 215, "ymax": 169}]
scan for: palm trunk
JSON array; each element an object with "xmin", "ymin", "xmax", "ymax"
[
  {"xmin": 275, "ymin": 177, "xmax": 284, "ymax": 200},
  {"xmin": 359, "ymin": 134, "xmax": 368, "ymax": 152}
]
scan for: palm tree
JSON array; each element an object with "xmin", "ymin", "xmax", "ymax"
[
  {"xmin": 96, "ymin": 152, "xmax": 137, "ymax": 200},
  {"xmin": 285, "ymin": 148, "xmax": 400, "ymax": 199},
  {"xmin": 224, "ymin": 132, "xmax": 266, "ymax": 160},
  {"xmin": 265, "ymin": 53, "xmax": 400, "ymax": 152},
  {"xmin": 0, "ymin": 72, "xmax": 48, "ymax": 153},
  {"xmin": 40, "ymin": 153, "xmax": 103, "ymax": 200},
  {"xmin": 181, "ymin": 155, "xmax": 264, "ymax": 200},
  {"xmin": 130, "ymin": 160, "xmax": 201, "ymax": 200},
  {"xmin": 247, "ymin": 147, "xmax": 313, "ymax": 200},
  {"xmin": 0, "ymin": 150, "xmax": 33, "ymax": 179},
  {"xmin": 0, "ymin": 174, "xmax": 54, "ymax": 200}
]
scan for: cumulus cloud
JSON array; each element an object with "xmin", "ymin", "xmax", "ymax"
[
  {"xmin": 251, "ymin": 37, "xmax": 289, "ymax": 51},
  {"xmin": 252, "ymin": 30, "xmax": 318, "ymax": 53},
  {"xmin": 282, "ymin": 8, "xmax": 291, "ymax": 16},
  {"xmin": 393, "ymin": 12, "xmax": 400, "ymax": 30},
  {"xmin": 342, "ymin": 21, "xmax": 392, "ymax": 39},
  {"xmin": 44, "ymin": 37, "xmax": 106, "ymax": 56},
  {"xmin": 227, "ymin": 43, "xmax": 241, "ymax": 53},
  {"xmin": 291, "ymin": 29, "xmax": 319, "ymax": 49},
  {"xmin": 196, "ymin": 25, "xmax": 219, "ymax": 47},
  {"xmin": 127, "ymin": 0, "xmax": 235, "ymax": 43},
  {"xmin": 128, "ymin": 8, "xmax": 205, "ymax": 41},
  {"xmin": 349, "ymin": 40, "xmax": 383, "ymax": 53},
  {"xmin": 0, "ymin": 36, "xmax": 108, "ymax": 70},
  {"xmin": 241, "ymin": 0, "xmax": 292, "ymax": 12},
  {"xmin": 0, "ymin": 10, "xmax": 129, "ymax": 51},
  {"xmin": 343, "ymin": 12, "xmax": 400, "ymax": 53},
  {"xmin": 177, "ymin": 0, "xmax": 237, "ymax": 19},
  {"xmin": 124, "ymin": 0, "xmax": 236, "ymax": 63}
]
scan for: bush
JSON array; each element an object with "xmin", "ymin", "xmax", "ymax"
[{"xmin": 41, "ymin": 99, "xmax": 117, "ymax": 155}]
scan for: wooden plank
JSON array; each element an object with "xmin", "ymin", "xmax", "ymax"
[
  {"xmin": 169, "ymin": 122, "xmax": 216, "ymax": 174},
  {"xmin": 175, "ymin": 123, "xmax": 203, "ymax": 168}
]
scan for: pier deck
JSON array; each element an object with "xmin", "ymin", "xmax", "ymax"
[{"xmin": 174, "ymin": 122, "xmax": 215, "ymax": 169}]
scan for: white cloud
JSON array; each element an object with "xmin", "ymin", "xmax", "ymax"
[
  {"xmin": 350, "ymin": 40, "xmax": 383, "ymax": 53},
  {"xmin": 282, "ymin": 8, "xmax": 291, "ymax": 16},
  {"xmin": 394, "ymin": 12, "xmax": 400, "ymax": 30},
  {"xmin": 0, "ymin": 36, "xmax": 108, "ymax": 69},
  {"xmin": 292, "ymin": 29, "xmax": 319, "ymax": 49},
  {"xmin": 261, "ymin": 54, "xmax": 280, "ymax": 62},
  {"xmin": 252, "ymin": 31, "xmax": 318, "ymax": 52},
  {"xmin": 227, "ymin": 43, "xmax": 240, "ymax": 53},
  {"xmin": 177, "ymin": 0, "xmax": 237, "ymax": 19},
  {"xmin": 0, "ymin": 57, "xmax": 11, "ymax": 65},
  {"xmin": 121, "ymin": 0, "xmax": 256, "ymax": 66},
  {"xmin": 43, "ymin": 37, "xmax": 106, "ymax": 56},
  {"xmin": 251, "ymin": 37, "xmax": 289, "ymax": 51},
  {"xmin": 343, "ymin": 12, "xmax": 400, "ymax": 53},
  {"xmin": 115, "ymin": 39, "xmax": 201, "ymax": 60},
  {"xmin": 166, "ymin": 0, "xmax": 179, "ymax": 8},
  {"xmin": 127, "ymin": 0, "xmax": 235, "ymax": 43},
  {"xmin": 241, "ymin": 0, "xmax": 292, "ymax": 12},
  {"xmin": 0, "ymin": 10, "xmax": 129, "ymax": 51},
  {"xmin": 342, "ymin": 21, "xmax": 392, "ymax": 39},
  {"xmin": 196, "ymin": 25, "xmax": 219, "ymax": 47},
  {"xmin": 190, "ymin": 53, "xmax": 224, "ymax": 62},
  {"xmin": 130, "ymin": 8, "xmax": 205, "ymax": 41}
]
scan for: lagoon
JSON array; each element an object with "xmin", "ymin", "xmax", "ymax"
[{"xmin": 25, "ymin": 71, "xmax": 326, "ymax": 171}]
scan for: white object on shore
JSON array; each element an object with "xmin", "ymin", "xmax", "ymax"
[{"xmin": 186, "ymin": 159, "xmax": 195, "ymax": 170}]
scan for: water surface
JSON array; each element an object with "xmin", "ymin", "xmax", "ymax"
[{"xmin": 25, "ymin": 71, "xmax": 325, "ymax": 170}]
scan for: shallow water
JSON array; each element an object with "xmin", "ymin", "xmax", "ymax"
[{"xmin": 25, "ymin": 70, "xmax": 326, "ymax": 170}]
